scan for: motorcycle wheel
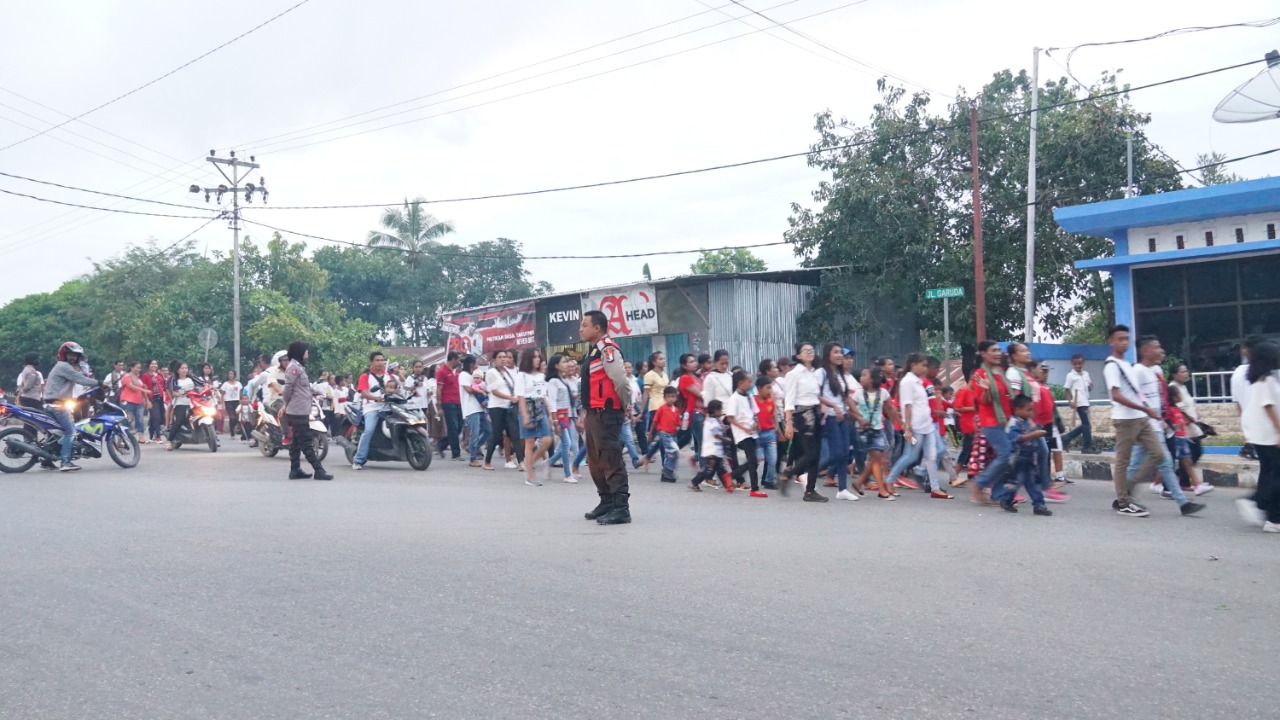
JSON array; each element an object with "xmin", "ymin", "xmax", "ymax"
[
  {"xmin": 315, "ymin": 435, "xmax": 329, "ymax": 463},
  {"xmin": 259, "ymin": 439, "xmax": 279, "ymax": 458},
  {"xmin": 0, "ymin": 426, "xmax": 39, "ymax": 473},
  {"xmin": 206, "ymin": 427, "xmax": 218, "ymax": 453},
  {"xmin": 107, "ymin": 427, "xmax": 141, "ymax": 468},
  {"xmin": 405, "ymin": 433, "xmax": 432, "ymax": 471}
]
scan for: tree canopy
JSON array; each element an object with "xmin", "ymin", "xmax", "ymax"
[
  {"xmin": 786, "ymin": 71, "xmax": 1184, "ymax": 351},
  {"xmin": 690, "ymin": 248, "xmax": 767, "ymax": 275}
]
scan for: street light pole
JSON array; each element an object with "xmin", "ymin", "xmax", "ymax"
[
  {"xmin": 1023, "ymin": 46, "xmax": 1040, "ymax": 343},
  {"xmin": 191, "ymin": 151, "xmax": 265, "ymax": 385}
]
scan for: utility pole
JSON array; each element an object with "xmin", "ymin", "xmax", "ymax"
[
  {"xmin": 1126, "ymin": 133, "xmax": 1135, "ymax": 197},
  {"xmin": 971, "ymin": 103, "xmax": 986, "ymax": 342},
  {"xmin": 190, "ymin": 150, "xmax": 267, "ymax": 385},
  {"xmin": 1023, "ymin": 47, "xmax": 1040, "ymax": 343}
]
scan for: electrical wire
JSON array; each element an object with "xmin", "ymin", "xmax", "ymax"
[
  {"xmin": 236, "ymin": 144, "xmax": 1280, "ymax": 264},
  {"xmin": 0, "ymin": 186, "xmax": 218, "ymax": 219},
  {"xmin": 0, "ymin": 0, "xmax": 313, "ymax": 153},
  {"xmin": 0, "ymin": 169, "xmax": 210, "ymax": 211},
  {"xmin": 725, "ymin": 0, "xmax": 952, "ymax": 98},
  {"xmin": 247, "ymin": 57, "xmax": 1267, "ymax": 210},
  {"xmin": 248, "ymin": 0, "xmax": 870, "ymax": 156}
]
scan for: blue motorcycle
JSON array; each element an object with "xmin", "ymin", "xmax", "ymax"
[{"xmin": 0, "ymin": 387, "xmax": 141, "ymax": 472}]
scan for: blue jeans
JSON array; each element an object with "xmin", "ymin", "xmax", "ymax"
[
  {"xmin": 848, "ymin": 418, "xmax": 865, "ymax": 469},
  {"xmin": 887, "ymin": 430, "xmax": 940, "ymax": 491},
  {"xmin": 1062, "ymin": 407, "xmax": 1093, "ymax": 450},
  {"xmin": 123, "ymin": 401, "xmax": 145, "ymax": 433},
  {"xmin": 354, "ymin": 409, "xmax": 385, "ymax": 465},
  {"xmin": 1127, "ymin": 440, "xmax": 1190, "ymax": 506},
  {"xmin": 687, "ymin": 411, "xmax": 704, "ymax": 463},
  {"xmin": 621, "ymin": 420, "xmax": 641, "ymax": 468},
  {"xmin": 1001, "ymin": 461, "xmax": 1046, "ymax": 507},
  {"xmin": 51, "ymin": 406, "xmax": 76, "ymax": 463},
  {"xmin": 757, "ymin": 428, "xmax": 778, "ymax": 484},
  {"xmin": 646, "ymin": 430, "xmax": 679, "ymax": 475},
  {"xmin": 974, "ymin": 425, "xmax": 1013, "ymax": 490},
  {"xmin": 573, "ymin": 438, "xmax": 587, "ymax": 469},
  {"xmin": 466, "ymin": 412, "xmax": 489, "ymax": 461},
  {"xmin": 550, "ymin": 424, "xmax": 580, "ymax": 477},
  {"xmin": 824, "ymin": 416, "xmax": 851, "ymax": 490}
]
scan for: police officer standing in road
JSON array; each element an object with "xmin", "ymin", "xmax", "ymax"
[{"xmin": 580, "ymin": 310, "xmax": 633, "ymax": 525}]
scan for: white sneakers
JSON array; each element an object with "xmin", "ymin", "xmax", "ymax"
[
  {"xmin": 836, "ymin": 489, "xmax": 859, "ymax": 501},
  {"xmin": 351, "ymin": 462, "xmax": 363, "ymax": 471},
  {"xmin": 503, "ymin": 460, "xmax": 518, "ymax": 469},
  {"xmin": 563, "ymin": 476, "xmax": 578, "ymax": 484},
  {"xmin": 1236, "ymin": 498, "xmax": 1266, "ymax": 527},
  {"xmin": 1193, "ymin": 484, "xmax": 1215, "ymax": 496},
  {"xmin": 1265, "ymin": 522, "xmax": 1280, "ymax": 533},
  {"xmin": 1149, "ymin": 482, "xmax": 1164, "ymax": 494}
]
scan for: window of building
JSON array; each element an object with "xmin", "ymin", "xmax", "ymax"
[
  {"xmin": 1236, "ymin": 228, "xmax": 1246, "ymax": 243},
  {"xmin": 1269, "ymin": 223, "xmax": 1277, "ymax": 240},
  {"xmin": 1176, "ymin": 235, "xmax": 1185, "ymax": 249},
  {"xmin": 1148, "ymin": 237, "xmax": 1157, "ymax": 253},
  {"xmin": 1205, "ymin": 231, "xmax": 1214, "ymax": 247}
]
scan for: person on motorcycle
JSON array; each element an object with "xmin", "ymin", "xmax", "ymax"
[
  {"xmin": 42, "ymin": 341, "xmax": 101, "ymax": 472},
  {"xmin": 282, "ymin": 341, "xmax": 333, "ymax": 481},
  {"xmin": 352, "ymin": 351, "xmax": 390, "ymax": 471}
]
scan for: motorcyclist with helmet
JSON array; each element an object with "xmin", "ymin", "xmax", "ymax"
[{"xmin": 42, "ymin": 341, "xmax": 101, "ymax": 472}]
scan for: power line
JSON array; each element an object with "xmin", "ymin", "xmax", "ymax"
[
  {"xmin": 0, "ymin": 186, "xmax": 218, "ymax": 219},
  {"xmin": 236, "ymin": 0, "xmax": 783, "ymax": 150},
  {"xmin": 0, "ymin": 0, "xmax": 313, "ymax": 153},
  {"xmin": 247, "ymin": 57, "xmax": 1266, "ymax": 210},
  {"xmin": 0, "ymin": 168, "xmax": 211, "ymax": 211},
  {"xmin": 725, "ymin": 0, "xmax": 952, "ymax": 98},
  {"xmin": 248, "ymin": 0, "xmax": 869, "ymax": 156}
]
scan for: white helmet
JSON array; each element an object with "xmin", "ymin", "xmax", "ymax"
[{"xmin": 272, "ymin": 350, "xmax": 288, "ymax": 365}]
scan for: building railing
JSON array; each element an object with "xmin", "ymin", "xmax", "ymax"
[{"xmin": 1190, "ymin": 371, "xmax": 1235, "ymax": 402}]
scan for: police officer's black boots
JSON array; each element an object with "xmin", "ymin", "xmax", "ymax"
[
  {"xmin": 584, "ymin": 493, "xmax": 613, "ymax": 521},
  {"xmin": 596, "ymin": 492, "xmax": 631, "ymax": 525},
  {"xmin": 289, "ymin": 459, "xmax": 312, "ymax": 480}
]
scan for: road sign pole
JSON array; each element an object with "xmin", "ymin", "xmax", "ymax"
[{"xmin": 943, "ymin": 296, "xmax": 951, "ymax": 380}]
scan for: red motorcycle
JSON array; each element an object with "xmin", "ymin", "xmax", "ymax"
[{"xmin": 169, "ymin": 386, "xmax": 219, "ymax": 452}]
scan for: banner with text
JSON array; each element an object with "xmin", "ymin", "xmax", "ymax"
[
  {"xmin": 443, "ymin": 301, "xmax": 537, "ymax": 356},
  {"xmin": 543, "ymin": 294, "xmax": 583, "ymax": 345},
  {"xmin": 584, "ymin": 284, "xmax": 658, "ymax": 338}
]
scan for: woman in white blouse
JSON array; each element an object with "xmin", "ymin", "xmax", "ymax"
[{"xmin": 782, "ymin": 342, "xmax": 828, "ymax": 503}]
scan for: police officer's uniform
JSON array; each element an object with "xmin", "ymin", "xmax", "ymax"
[{"xmin": 581, "ymin": 336, "xmax": 632, "ymax": 525}]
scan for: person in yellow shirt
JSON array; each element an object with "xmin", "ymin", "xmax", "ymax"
[{"xmin": 643, "ymin": 352, "xmax": 670, "ymax": 464}]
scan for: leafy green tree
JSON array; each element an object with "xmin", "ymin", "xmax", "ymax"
[
  {"xmin": 787, "ymin": 72, "xmax": 1183, "ymax": 357},
  {"xmin": 0, "ymin": 281, "xmax": 91, "ymax": 385},
  {"xmin": 1196, "ymin": 152, "xmax": 1244, "ymax": 186},
  {"xmin": 367, "ymin": 197, "xmax": 455, "ymax": 264},
  {"xmin": 690, "ymin": 248, "xmax": 767, "ymax": 274}
]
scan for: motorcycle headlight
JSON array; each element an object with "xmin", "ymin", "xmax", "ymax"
[{"xmin": 196, "ymin": 406, "xmax": 215, "ymax": 417}]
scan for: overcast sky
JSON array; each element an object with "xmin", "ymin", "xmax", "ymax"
[{"xmin": 1, "ymin": 0, "xmax": 1277, "ymax": 307}]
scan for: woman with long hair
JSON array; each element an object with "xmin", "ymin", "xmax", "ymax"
[
  {"xmin": 221, "ymin": 370, "xmax": 243, "ymax": 439},
  {"xmin": 282, "ymin": 341, "xmax": 332, "ymax": 480},
  {"xmin": 545, "ymin": 354, "xmax": 581, "ymax": 483},
  {"xmin": 1236, "ymin": 341, "xmax": 1280, "ymax": 531},
  {"xmin": 969, "ymin": 341, "xmax": 1014, "ymax": 504},
  {"xmin": 643, "ymin": 352, "xmax": 670, "ymax": 463},
  {"xmin": 674, "ymin": 353, "xmax": 705, "ymax": 465},
  {"xmin": 852, "ymin": 366, "xmax": 899, "ymax": 498},
  {"xmin": 142, "ymin": 359, "xmax": 167, "ymax": 442},
  {"xmin": 119, "ymin": 361, "xmax": 148, "ymax": 441},
  {"xmin": 781, "ymin": 342, "xmax": 828, "ymax": 502},
  {"xmin": 515, "ymin": 348, "xmax": 553, "ymax": 486},
  {"xmin": 165, "ymin": 362, "xmax": 194, "ymax": 450},
  {"xmin": 816, "ymin": 342, "xmax": 857, "ymax": 500},
  {"xmin": 1168, "ymin": 362, "xmax": 1213, "ymax": 495}
]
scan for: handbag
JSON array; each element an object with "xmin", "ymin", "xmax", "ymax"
[{"xmin": 1194, "ymin": 421, "xmax": 1217, "ymax": 437}]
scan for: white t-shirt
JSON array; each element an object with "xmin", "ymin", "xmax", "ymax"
[
  {"xmin": 403, "ymin": 374, "xmax": 430, "ymax": 410},
  {"xmin": 458, "ymin": 371, "xmax": 483, "ymax": 418},
  {"xmin": 783, "ymin": 365, "xmax": 822, "ymax": 411},
  {"xmin": 485, "ymin": 367, "xmax": 516, "ymax": 410},
  {"xmin": 1231, "ymin": 362, "xmax": 1250, "ymax": 408},
  {"xmin": 1064, "ymin": 369, "xmax": 1091, "ymax": 407},
  {"xmin": 1132, "ymin": 363, "xmax": 1167, "ymax": 434},
  {"xmin": 1103, "ymin": 357, "xmax": 1148, "ymax": 421},
  {"xmin": 220, "ymin": 381, "xmax": 242, "ymax": 404},
  {"xmin": 899, "ymin": 373, "xmax": 935, "ymax": 435},
  {"xmin": 702, "ymin": 416, "xmax": 728, "ymax": 458},
  {"xmin": 171, "ymin": 377, "xmax": 196, "ymax": 406},
  {"xmin": 626, "ymin": 377, "xmax": 642, "ymax": 412},
  {"xmin": 701, "ymin": 371, "xmax": 734, "ymax": 409},
  {"xmin": 1241, "ymin": 373, "xmax": 1280, "ymax": 446},
  {"xmin": 515, "ymin": 371, "xmax": 547, "ymax": 401},
  {"xmin": 725, "ymin": 391, "xmax": 758, "ymax": 443},
  {"xmin": 262, "ymin": 367, "xmax": 286, "ymax": 407}
]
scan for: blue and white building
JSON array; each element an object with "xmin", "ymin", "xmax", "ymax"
[{"xmin": 1055, "ymin": 176, "xmax": 1280, "ymax": 371}]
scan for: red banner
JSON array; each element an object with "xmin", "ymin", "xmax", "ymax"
[{"xmin": 442, "ymin": 301, "xmax": 536, "ymax": 356}]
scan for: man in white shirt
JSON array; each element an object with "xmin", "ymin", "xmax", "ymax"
[
  {"xmin": 1061, "ymin": 354, "xmax": 1097, "ymax": 453},
  {"xmin": 1127, "ymin": 337, "xmax": 1203, "ymax": 515},
  {"xmin": 884, "ymin": 354, "xmax": 944, "ymax": 498},
  {"xmin": 1104, "ymin": 325, "xmax": 1162, "ymax": 517},
  {"xmin": 1232, "ymin": 337, "xmax": 1264, "ymax": 461},
  {"xmin": 483, "ymin": 350, "xmax": 523, "ymax": 470}
]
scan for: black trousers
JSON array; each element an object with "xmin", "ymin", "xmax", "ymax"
[
  {"xmin": 1253, "ymin": 444, "xmax": 1280, "ymax": 524},
  {"xmin": 167, "ymin": 405, "xmax": 191, "ymax": 442},
  {"xmin": 18, "ymin": 396, "xmax": 42, "ymax": 410},
  {"xmin": 584, "ymin": 408, "xmax": 629, "ymax": 497},
  {"xmin": 733, "ymin": 437, "xmax": 760, "ymax": 490},
  {"xmin": 287, "ymin": 414, "xmax": 322, "ymax": 469},
  {"xmin": 485, "ymin": 406, "xmax": 524, "ymax": 464},
  {"xmin": 225, "ymin": 400, "xmax": 240, "ymax": 436},
  {"xmin": 438, "ymin": 403, "xmax": 463, "ymax": 458},
  {"xmin": 791, "ymin": 406, "xmax": 821, "ymax": 492},
  {"xmin": 149, "ymin": 401, "xmax": 167, "ymax": 439}
]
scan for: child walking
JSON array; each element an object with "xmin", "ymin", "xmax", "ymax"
[
  {"xmin": 691, "ymin": 400, "xmax": 732, "ymax": 492},
  {"xmin": 999, "ymin": 395, "xmax": 1052, "ymax": 516},
  {"xmin": 642, "ymin": 386, "xmax": 682, "ymax": 482},
  {"xmin": 727, "ymin": 370, "xmax": 766, "ymax": 497},
  {"xmin": 754, "ymin": 377, "xmax": 779, "ymax": 490}
]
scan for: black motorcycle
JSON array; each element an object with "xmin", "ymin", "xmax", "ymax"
[{"xmin": 338, "ymin": 395, "xmax": 432, "ymax": 471}]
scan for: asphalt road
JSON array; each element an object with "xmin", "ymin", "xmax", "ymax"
[{"xmin": 1, "ymin": 440, "xmax": 1277, "ymax": 719}]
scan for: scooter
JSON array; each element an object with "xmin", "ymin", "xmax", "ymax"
[
  {"xmin": 253, "ymin": 395, "xmax": 329, "ymax": 462},
  {"xmin": 337, "ymin": 394, "xmax": 432, "ymax": 471},
  {"xmin": 167, "ymin": 386, "xmax": 219, "ymax": 452},
  {"xmin": 0, "ymin": 387, "xmax": 141, "ymax": 472}
]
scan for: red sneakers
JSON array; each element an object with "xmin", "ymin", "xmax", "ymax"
[
  {"xmin": 749, "ymin": 490, "xmax": 768, "ymax": 498},
  {"xmin": 894, "ymin": 476, "xmax": 921, "ymax": 491}
]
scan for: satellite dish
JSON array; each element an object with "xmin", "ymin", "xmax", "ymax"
[
  {"xmin": 1213, "ymin": 50, "xmax": 1280, "ymax": 123},
  {"xmin": 198, "ymin": 328, "xmax": 218, "ymax": 350}
]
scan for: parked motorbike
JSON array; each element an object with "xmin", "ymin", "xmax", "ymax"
[
  {"xmin": 253, "ymin": 395, "xmax": 329, "ymax": 462},
  {"xmin": 0, "ymin": 387, "xmax": 141, "ymax": 472},
  {"xmin": 167, "ymin": 386, "xmax": 219, "ymax": 452},
  {"xmin": 337, "ymin": 394, "xmax": 432, "ymax": 471}
]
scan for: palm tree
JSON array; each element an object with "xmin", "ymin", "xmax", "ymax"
[{"xmin": 367, "ymin": 197, "xmax": 455, "ymax": 266}]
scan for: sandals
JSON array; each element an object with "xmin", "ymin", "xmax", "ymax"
[{"xmin": 878, "ymin": 492, "xmax": 897, "ymax": 501}]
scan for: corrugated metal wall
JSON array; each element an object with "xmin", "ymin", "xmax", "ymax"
[{"xmin": 707, "ymin": 280, "xmax": 812, "ymax": 366}]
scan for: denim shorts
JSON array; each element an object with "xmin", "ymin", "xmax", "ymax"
[
  {"xmin": 520, "ymin": 415, "xmax": 551, "ymax": 439},
  {"xmin": 859, "ymin": 428, "xmax": 887, "ymax": 452},
  {"xmin": 1173, "ymin": 436, "xmax": 1192, "ymax": 459}
]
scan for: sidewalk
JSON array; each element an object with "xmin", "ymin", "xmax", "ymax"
[{"xmin": 1062, "ymin": 451, "xmax": 1259, "ymax": 489}]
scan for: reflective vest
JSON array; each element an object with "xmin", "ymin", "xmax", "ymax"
[{"xmin": 585, "ymin": 338, "xmax": 623, "ymax": 410}]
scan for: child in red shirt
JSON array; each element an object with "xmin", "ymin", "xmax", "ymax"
[
  {"xmin": 754, "ymin": 377, "xmax": 779, "ymax": 488},
  {"xmin": 642, "ymin": 387, "xmax": 681, "ymax": 482}
]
